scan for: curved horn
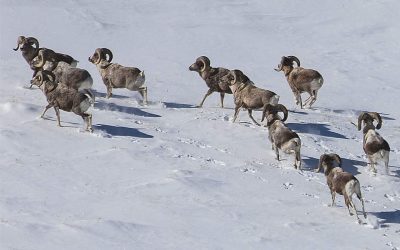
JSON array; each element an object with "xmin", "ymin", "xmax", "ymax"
[
  {"xmin": 357, "ymin": 112, "xmax": 367, "ymax": 131},
  {"xmin": 261, "ymin": 104, "xmax": 274, "ymax": 122},
  {"xmin": 331, "ymin": 154, "xmax": 342, "ymax": 167},
  {"xmin": 369, "ymin": 112, "xmax": 382, "ymax": 129},
  {"xmin": 198, "ymin": 56, "xmax": 210, "ymax": 72},
  {"xmin": 26, "ymin": 37, "xmax": 39, "ymax": 49},
  {"xmin": 100, "ymin": 48, "xmax": 113, "ymax": 62},
  {"xmin": 276, "ymin": 104, "xmax": 288, "ymax": 122},
  {"xmin": 42, "ymin": 70, "xmax": 56, "ymax": 83},
  {"xmin": 13, "ymin": 36, "xmax": 25, "ymax": 51},
  {"xmin": 36, "ymin": 71, "xmax": 44, "ymax": 85},
  {"xmin": 32, "ymin": 50, "xmax": 46, "ymax": 68},
  {"xmin": 287, "ymin": 56, "xmax": 300, "ymax": 67}
]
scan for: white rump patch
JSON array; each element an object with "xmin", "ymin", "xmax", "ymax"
[{"xmin": 78, "ymin": 77, "xmax": 94, "ymax": 91}]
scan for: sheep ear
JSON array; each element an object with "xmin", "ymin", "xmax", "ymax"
[{"xmin": 371, "ymin": 112, "xmax": 382, "ymax": 129}]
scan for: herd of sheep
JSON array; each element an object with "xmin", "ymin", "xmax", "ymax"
[{"xmin": 14, "ymin": 35, "xmax": 391, "ymax": 222}]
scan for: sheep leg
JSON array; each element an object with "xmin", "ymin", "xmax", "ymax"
[
  {"xmin": 305, "ymin": 90, "xmax": 318, "ymax": 108},
  {"xmin": 347, "ymin": 194, "xmax": 361, "ymax": 221},
  {"xmin": 40, "ymin": 104, "xmax": 53, "ymax": 118},
  {"xmin": 198, "ymin": 89, "xmax": 213, "ymax": 107},
  {"xmin": 368, "ymin": 156, "xmax": 377, "ymax": 173},
  {"xmin": 247, "ymin": 110, "xmax": 260, "ymax": 126},
  {"xmin": 82, "ymin": 113, "xmax": 93, "ymax": 132},
  {"xmin": 384, "ymin": 152, "xmax": 390, "ymax": 175},
  {"xmin": 356, "ymin": 192, "xmax": 367, "ymax": 218},
  {"xmin": 330, "ymin": 190, "xmax": 336, "ymax": 206},
  {"xmin": 294, "ymin": 92, "xmax": 302, "ymax": 108},
  {"xmin": 233, "ymin": 105, "xmax": 241, "ymax": 123},
  {"xmin": 220, "ymin": 93, "xmax": 225, "ymax": 108},
  {"xmin": 275, "ymin": 147, "xmax": 280, "ymax": 161},
  {"xmin": 54, "ymin": 106, "xmax": 61, "ymax": 127},
  {"xmin": 268, "ymin": 133, "xmax": 275, "ymax": 150},
  {"xmin": 106, "ymin": 85, "xmax": 113, "ymax": 99},
  {"xmin": 303, "ymin": 95, "xmax": 312, "ymax": 105},
  {"xmin": 295, "ymin": 150, "xmax": 301, "ymax": 170},
  {"xmin": 139, "ymin": 86, "xmax": 148, "ymax": 105}
]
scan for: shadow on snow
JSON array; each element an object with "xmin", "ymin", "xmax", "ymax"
[{"xmin": 94, "ymin": 124, "xmax": 153, "ymax": 138}]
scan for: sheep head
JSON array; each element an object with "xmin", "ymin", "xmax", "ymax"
[
  {"xmin": 31, "ymin": 70, "xmax": 56, "ymax": 89},
  {"xmin": 88, "ymin": 48, "xmax": 113, "ymax": 65},
  {"xmin": 315, "ymin": 153, "xmax": 342, "ymax": 173},
  {"xmin": 274, "ymin": 56, "xmax": 301, "ymax": 72},
  {"xmin": 226, "ymin": 69, "xmax": 250, "ymax": 86},
  {"xmin": 189, "ymin": 56, "xmax": 210, "ymax": 73},
  {"xmin": 357, "ymin": 112, "xmax": 382, "ymax": 131},
  {"xmin": 261, "ymin": 103, "xmax": 288, "ymax": 123},
  {"xmin": 13, "ymin": 36, "xmax": 39, "ymax": 51}
]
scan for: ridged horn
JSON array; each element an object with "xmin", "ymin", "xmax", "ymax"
[
  {"xmin": 32, "ymin": 50, "xmax": 46, "ymax": 68},
  {"xmin": 287, "ymin": 56, "xmax": 300, "ymax": 67},
  {"xmin": 331, "ymin": 153, "xmax": 342, "ymax": 167},
  {"xmin": 42, "ymin": 70, "xmax": 56, "ymax": 83},
  {"xmin": 369, "ymin": 112, "xmax": 382, "ymax": 129},
  {"xmin": 198, "ymin": 56, "xmax": 210, "ymax": 72},
  {"xmin": 276, "ymin": 104, "xmax": 288, "ymax": 122},
  {"xmin": 26, "ymin": 37, "xmax": 39, "ymax": 49},
  {"xmin": 100, "ymin": 48, "xmax": 113, "ymax": 62}
]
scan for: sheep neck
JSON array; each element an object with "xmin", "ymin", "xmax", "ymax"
[{"xmin": 232, "ymin": 82, "xmax": 248, "ymax": 95}]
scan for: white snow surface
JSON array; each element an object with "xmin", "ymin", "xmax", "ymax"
[{"xmin": 1, "ymin": 0, "xmax": 400, "ymax": 249}]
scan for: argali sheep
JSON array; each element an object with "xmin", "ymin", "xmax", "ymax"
[
  {"xmin": 223, "ymin": 69, "xmax": 279, "ymax": 125},
  {"xmin": 358, "ymin": 112, "xmax": 390, "ymax": 174},
  {"xmin": 88, "ymin": 48, "xmax": 147, "ymax": 104},
  {"xmin": 275, "ymin": 56, "xmax": 323, "ymax": 109},
  {"xmin": 189, "ymin": 56, "xmax": 232, "ymax": 108},
  {"xmin": 316, "ymin": 153, "xmax": 367, "ymax": 222},
  {"xmin": 261, "ymin": 104, "xmax": 301, "ymax": 169},
  {"xmin": 31, "ymin": 70, "xmax": 94, "ymax": 132}
]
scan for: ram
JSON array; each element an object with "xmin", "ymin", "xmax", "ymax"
[
  {"xmin": 223, "ymin": 69, "xmax": 279, "ymax": 125},
  {"xmin": 262, "ymin": 104, "xmax": 301, "ymax": 169},
  {"xmin": 358, "ymin": 112, "xmax": 390, "ymax": 174},
  {"xmin": 89, "ymin": 48, "xmax": 147, "ymax": 104},
  {"xmin": 275, "ymin": 56, "xmax": 323, "ymax": 108},
  {"xmin": 189, "ymin": 56, "xmax": 232, "ymax": 108},
  {"xmin": 315, "ymin": 153, "xmax": 366, "ymax": 222},
  {"xmin": 31, "ymin": 70, "xmax": 94, "ymax": 132}
]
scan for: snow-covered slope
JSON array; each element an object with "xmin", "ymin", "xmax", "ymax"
[{"xmin": 1, "ymin": 0, "xmax": 399, "ymax": 249}]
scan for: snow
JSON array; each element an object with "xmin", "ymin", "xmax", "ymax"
[{"xmin": 1, "ymin": 0, "xmax": 400, "ymax": 249}]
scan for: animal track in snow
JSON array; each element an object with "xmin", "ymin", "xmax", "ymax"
[
  {"xmin": 384, "ymin": 193, "xmax": 396, "ymax": 202},
  {"xmin": 177, "ymin": 137, "xmax": 230, "ymax": 154},
  {"xmin": 302, "ymin": 193, "xmax": 320, "ymax": 199},
  {"xmin": 362, "ymin": 185, "xmax": 375, "ymax": 192},
  {"xmin": 283, "ymin": 182, "xmax": 294, "ymax": 189}
]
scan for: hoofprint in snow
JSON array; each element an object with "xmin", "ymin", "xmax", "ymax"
[{"xmin": 1, "ymin": 1, "xmax": 400, "ymax": 250}]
